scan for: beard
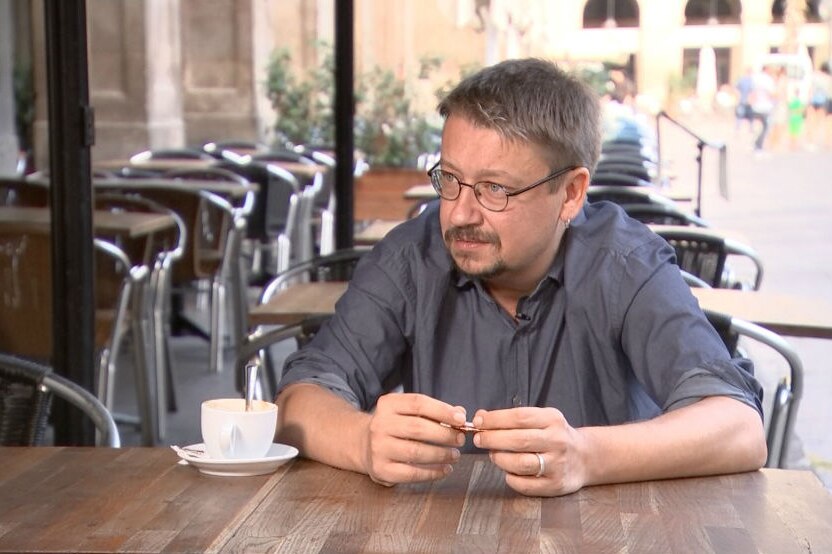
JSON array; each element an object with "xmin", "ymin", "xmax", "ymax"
[{"xmin": 443, "ymin": 225, "xmax": 506, "ymax": 280}]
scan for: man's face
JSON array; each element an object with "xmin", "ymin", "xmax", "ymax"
[{"xmin": 438, "ymin": 115, "xmax": 569, "ymax": 290}]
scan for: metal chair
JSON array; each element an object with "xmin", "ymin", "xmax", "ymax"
[
  {"xmin": 129, "ymin": 148, "xmax": 215, "ymax": 163},
  {"xmin": 622, "ymin": 203, "xmax": 710, "ymax": 227},
  {"xmin": 586, "ymin": 185, "xmax": 678, "ymax": 208},
  {"xmin": 652, "ymin": 226, "xmax": 764, "ymax": 290},
  {"xmin": 93, "ymin": 175, "xmax": 255, "ymax": 375},
  {"xmin": 591, "ymin": 172, "xmax": 653, "ymax": 188},
  {"xmin": 703, "ymin": 310, "xmax": 803, "ymax": 469},
  {"xmin": 216, "ymin": 158, "xmax": 303, "ymax": 279},
  {"xmin": 0, "ymin": 353, "xmax": 120, "ymax": 447},
  {"xmin": 594, "ymin": 161, "xmax": 655, "ymax": 183},
  {"xmin": 0, "ymin": 226, "xmax": 151, "ymax": 441},
  {"xmin": 94, "ymin": 192, "xmax": 186, "ymax": 441},
  {"xmin": 202, "ymin": 140, "xmax": 270, "ymax": 159},
  {"xmin": 236, "ymin": 316, "xmax": 330, "ymax": 402},
  {"xmin": 237, "ymin": 248, "xmax": 368, "ymax": 397}
]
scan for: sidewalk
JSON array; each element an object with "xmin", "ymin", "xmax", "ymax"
[{"xmin": 658, "ymin": 108, "xmax": 832, "ymax": 490}]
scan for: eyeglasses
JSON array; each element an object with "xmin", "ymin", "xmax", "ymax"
[{"xmin": 427, "ymin": 162, "xmax": 578, "ymax": 212}]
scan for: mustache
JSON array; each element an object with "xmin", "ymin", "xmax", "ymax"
[{"xmin": 444, "ymin": 226, "xmax": 500, "ymax": 245}]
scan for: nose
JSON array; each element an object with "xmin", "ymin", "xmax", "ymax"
[{"xmin": 446, "ymin": 183, "xmax": 483, "ymax": 227}]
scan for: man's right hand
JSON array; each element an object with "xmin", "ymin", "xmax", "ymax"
[{"xmin": 362, "ymin": 393, "xmax": 467, "ymax": 485}]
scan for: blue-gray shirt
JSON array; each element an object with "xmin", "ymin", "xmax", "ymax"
[{"xmin": 279, "ymin": 202, "xmax": 762, "ymax": 448}]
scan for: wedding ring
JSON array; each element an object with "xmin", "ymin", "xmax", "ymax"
[{"xmin": 534, "ymin": 453, "xmax": 545, "ymax": 478}]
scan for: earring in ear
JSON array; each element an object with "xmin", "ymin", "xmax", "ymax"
[{"xmin": 563, "ymin": 218, "xmax": 571, "ymax": 229}]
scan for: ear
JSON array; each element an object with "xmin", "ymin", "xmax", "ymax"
[{"xmin": 558, "ymin": 167, "xmax": 590, "ymax": 222}]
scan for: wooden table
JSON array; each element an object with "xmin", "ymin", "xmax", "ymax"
[
  {"xmin": 1, "ymin": 448, "xmax": 830, "ymax": 553},
  {"xmin": 248, "ymin": 281, "xmax": 348, "ymax": 326},
  {"xmin": 0, "ymin": 205, "xmax": 175, "ymax": 238},
  {"xmin": 354, "ymin": 219, "xmax": 404, "ymax": 245},
  {"xmin": 693, "ymin": 287, "xmax": 832, "ymax": 339}
]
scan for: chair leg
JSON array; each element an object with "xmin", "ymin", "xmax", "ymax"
[
  {"xmin": 209, "ymin": 276, "xmax": 226, "ymax": 373},
  {"xmin": 131, "ymin": 285, "xmax": 158, "ymax": 446}
]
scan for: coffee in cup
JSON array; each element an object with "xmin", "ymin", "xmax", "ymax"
[{"xmin": 201, "ymin": 398, "xmax": 277, "ymax": 460}]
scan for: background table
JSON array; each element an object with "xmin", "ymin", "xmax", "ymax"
[
  {"xmin": 1, "ymin": 448, "xmax": 830, "ymax": 553},
  {"xmin": 692, "ymin": 287, "xmax": 832, "ymax": 339}
]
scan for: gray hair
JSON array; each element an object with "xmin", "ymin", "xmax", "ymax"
[{"xmin": 437, "ymin": 58, "xmax": 601, "ymax": 172}]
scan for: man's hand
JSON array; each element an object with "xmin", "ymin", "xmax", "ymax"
[
  {"xmin": 363, "ymin": 393, "xmax": 467, "ymax": 485},
  {"xmin": 472, "ymin": 407, "xmax": 589, "ymax": 497}
]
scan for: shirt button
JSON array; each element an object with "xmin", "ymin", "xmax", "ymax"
[{"xmin": 512, "ymin": 395, "xmax": 522, "ymax": 407}]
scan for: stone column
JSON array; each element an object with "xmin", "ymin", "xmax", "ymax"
[
  {"xmin": 31, "ymin": 0, "xmax": 187, "ymax": 167},
  {"xmin": 180, "ymin": 0, "xmax": 259, "ymax": 146}
]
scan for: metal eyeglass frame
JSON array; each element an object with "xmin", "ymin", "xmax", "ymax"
[{"xmin": 426, "ymin": 162, "xmax": 578, "ymax": 212}]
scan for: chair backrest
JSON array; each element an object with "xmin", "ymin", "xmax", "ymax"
[
  {"xmin": 259, "ymin": 248, "xmax": 368, "ymax": 303},
  {"xmin": 130, "ymin": 148, "xmax": 214, "ymax": 163},
  {"xmin": 594, "ymin": 161, "xmax": 655, "ymax": 182},
  {"xmin": 591, "ymin": 172, "xmax": 653, "ymax": 188},
  {"xmin": 236, "ymin": 315, "xmax": 330, "ymax": 401},
  {"xmin": 202, "ymin": 140, "xmax": 270, "ymax": 159},
  {"xmin": 216, "ymin": 160, "xmax": 303, "ymax": 277},
  {"xmin": 96, "ymin": 175, "xmax": 252, "ymax": 283},
  {"xmin": 703, "ymin": 309, "xmax": 803, "ymax": 468},
  {"xmin": 0, "ymin": 353, "xmax": 120, "ymax": 447},
  {"xmin": 623, "ymin": 203, "xmax": 709, "ymax": 227},
  {"xmin": 653, "ymin": 227, "xmax": 763, "ymax": 290},
  {"xmin": 586, "ymin": 185, "xmax": 677, "ymax": 208}
]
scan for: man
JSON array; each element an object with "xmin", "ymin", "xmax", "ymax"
[{"xmin": 276, "ymin": 58, "xmax": 766, "ymax": 497}]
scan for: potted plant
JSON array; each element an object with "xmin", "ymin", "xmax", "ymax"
[{"xmin": 264, "ymin": 47, "xmax": 441, "ymax": 220}]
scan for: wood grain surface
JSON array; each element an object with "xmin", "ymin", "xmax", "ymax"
[{"xmin": 1, "ymin": 448, "xmax": 830, "ymax": 553}]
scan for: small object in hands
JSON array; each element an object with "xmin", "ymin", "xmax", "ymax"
[
  {"xmin": 441, "ymin": 421, "xmax": 482, "ymax": 433},
  {"xmin": 245, "ymin": 361, "xmax": 258, "ymax": 412}
]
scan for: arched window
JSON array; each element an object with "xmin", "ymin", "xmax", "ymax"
[
  {"xmin": 582, "ymin": 0, "xmax": 640, "ymax": 29},
  {"xmin": 771, "ymin": 0, "xmax": 821, "ymax": 23},
  {"xmin": 684, "ymin": 0, "xmax": 742, "ymax": 25}
]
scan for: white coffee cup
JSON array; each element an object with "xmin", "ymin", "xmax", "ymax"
[{"xmin": 201, "ymin": 398, "xmax": 277, "ymax": 460}]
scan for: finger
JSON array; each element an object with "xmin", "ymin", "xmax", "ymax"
[
  {"xmin": 376, "ymin": 461, "xmax": 455, "ymax": 484},
  {"xmin": 386, "ymin": 438, "xmax": 461, "ymax": 467},
  {"xmin": 378, "ymin": 393, "xmax": 467, "ymax": 427},
  {"xmin": 381, "ymin": 413, "xmax": 466, "ymax": 447},
  {"xmin": 473, "ymin": 427, "xmax": 548, "ymax": 452},
  {"xmin": 489, "ymin": 450, "xmax": 544, "ymax": 477},
  {"xmin": 472, "ymin": 406, "xmax": 562, "ymax": 431}
]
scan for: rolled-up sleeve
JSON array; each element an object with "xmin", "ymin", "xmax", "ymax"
[
  {"xmin": 276, "ymin": 244, "xmax": 412, "ymax": 410},
  {"xmin": 617, "ymin": 239, "xmax": 764, "ymax": 420}
]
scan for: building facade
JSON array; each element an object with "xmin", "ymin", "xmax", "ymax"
[{"xmin": 1, "ymin": 0, "xmax": 829, "ymax": 167}]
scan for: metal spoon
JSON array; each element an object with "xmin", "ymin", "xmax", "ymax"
[{"xmin": 245, "ymin": 361, "xmax": 258, "ymax": 412}]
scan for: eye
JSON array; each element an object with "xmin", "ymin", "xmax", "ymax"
[
  {"xmin": 482, "ymin": 182, "xmax": 505, "ymax": 195},
  {"xmin": 440, "ymin": 171, "xmax": 456, "ymax": 184}
]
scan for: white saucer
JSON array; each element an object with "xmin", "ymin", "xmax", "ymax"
[{"xmin": 173, "ymin": 443, "xmax": 298, "ymax": 477}]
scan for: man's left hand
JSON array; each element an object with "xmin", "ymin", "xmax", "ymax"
[{"xmin": 472, "ymin": 407, "xmax": 589, "ymax": 497}]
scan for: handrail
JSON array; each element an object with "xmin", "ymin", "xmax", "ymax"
[{"xmin": 655, "ymin": 110, "xmax": 728, "ymax": 217}]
